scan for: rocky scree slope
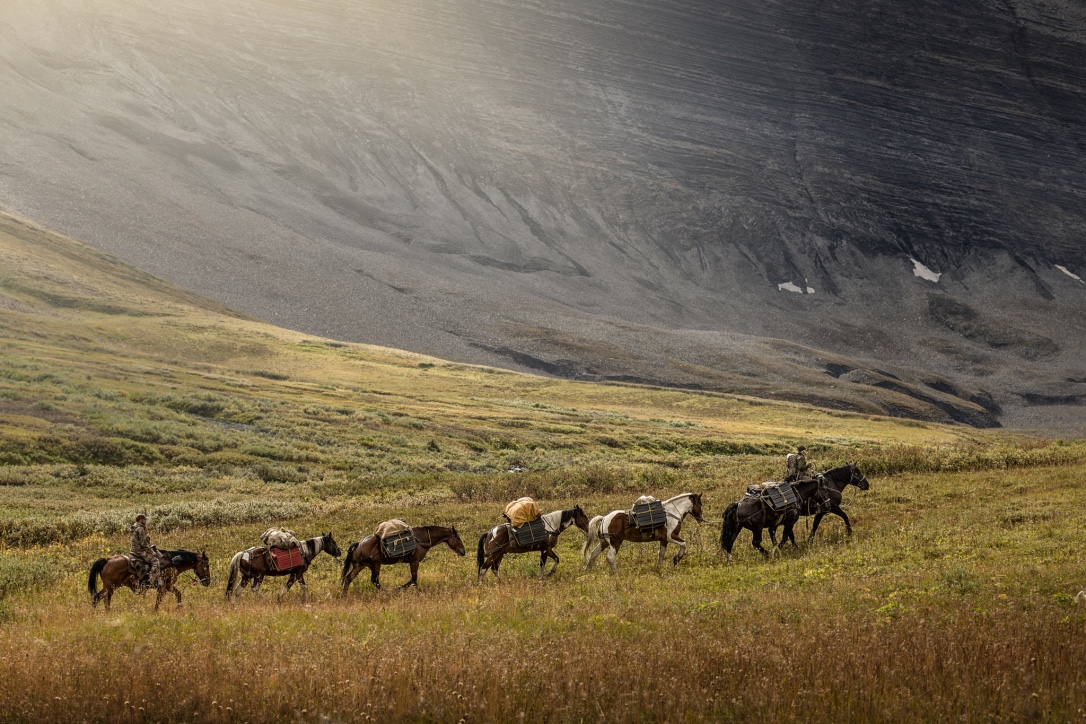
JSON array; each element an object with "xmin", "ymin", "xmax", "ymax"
[{"xmin": 0, "ymin": 0, "xmax": 1084, "ymax": 431}]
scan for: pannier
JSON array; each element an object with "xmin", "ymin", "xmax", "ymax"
[
  {"xmin": 765, "ymin": 482, "xmax": 798, "ymax": 510},
  {"xmin": 382, "ymin": 530, "xmax": 418, "ymax": 559},
  {"xmin": 512, "ymin": 517, "xmax": 548, "ymax": 547},
  {"xmin": 270, "ymin": 546, "xmax": 304, "ymax": 571},
  {"xmin": 746, "ymin": 481, "xmax": 798, "ymax": 511},
  {"xmin": 631, "ymin": 500, "xmax": 667, "ymax": 532}
]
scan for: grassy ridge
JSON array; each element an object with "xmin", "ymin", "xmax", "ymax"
[{"xmin": 0, "ymin": 213, "xmax": 1084, "ymax": 721}]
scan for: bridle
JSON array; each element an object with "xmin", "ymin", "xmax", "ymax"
[{"xmin": 177, "ymin": 556, "xmax": 211, "ymax": 585}]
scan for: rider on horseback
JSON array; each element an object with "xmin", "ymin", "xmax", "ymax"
[
  {"xmin": 784, "ymin": 445, "xmax": 809, "ymax": 483},
  {"xmin": 130, "ymin": 514, "xmax": 162, "ymax": 588}
]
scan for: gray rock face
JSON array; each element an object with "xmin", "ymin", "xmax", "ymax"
[{"xmin": 1, "ymin": 0, "xmax": 1084, "ymax": 431}]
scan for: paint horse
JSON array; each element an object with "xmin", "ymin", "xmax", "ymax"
[
  {"xmin": 225, "ymin": 532, "xmax": 341, "ymax": 601},
  {"xmin": 720, "ymin": 464, "xmax": 870, "ymax": 558},
  {"xmin": 88, "ymin": 548, "xmax": 211, "ymax": 611},
  {"xmin": 583, "ymin": 493, "xmax": 704, "ymax": 572},
  {"xmin": 477, "ymin": 505, "xmax": 590, "ymax": 583},
  {"xmin": 341, "ymin": 525, "xmax": 466, "ymax": 592}
]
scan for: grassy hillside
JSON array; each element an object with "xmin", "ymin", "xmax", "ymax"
[{"xmin": 0, "ymin": 213, "xmax": 1084, "ymax": 721}]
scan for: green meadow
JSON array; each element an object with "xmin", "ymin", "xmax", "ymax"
[{"xmin": 0, "ymin": 213, "xmax": 1083, "ymax": 721}]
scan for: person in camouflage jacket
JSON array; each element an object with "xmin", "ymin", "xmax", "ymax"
[
  {"xmin": 130, "ymin": 514, "xmax": 162, "ymax": 588},
  {"xmin": 785, "ymin": 446, "xmax": 810, "ymax": 483}
]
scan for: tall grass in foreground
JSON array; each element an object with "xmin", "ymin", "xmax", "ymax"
[{"xmin": 0, "ymin": 588, "xmax": 1082, "ymax": 722}]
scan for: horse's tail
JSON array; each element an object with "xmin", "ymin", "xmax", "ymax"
[
  {"xmin": 225, "ymin": 551, "xmax": 243, "ymax": 598},
  {"xmin": 721, "ymin": 503, "xmax": 740, "ymax": 555},
  {"xmin": 341, "ymin": 542, "xmax": 358, "ymax": 583},
  {"xmin": 582, "ymin": 516, "xmax": 604, "ymax": 564},
  {"xmin": 476, "ymin": 532, "xmax": 488, "ymax": 571},
  {"xmin": 88, "ymin": 558, "xmax": 107, "ymax": 598}
]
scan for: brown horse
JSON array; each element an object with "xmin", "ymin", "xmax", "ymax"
[
  {"xmin": 583, "ymin": 493, "xmax": 704, "ymax": 572},
  {"xmin": 88, "ymin": 549, "xmax": 211, "ymax": 611},
  {"xmin": 341, "ymin": 525, "xmax": 466, "ymax": 592},
  {"xmin": 225, "ymin": 532, "xmax": 341, "ymax": 601},
  {"xmin": 477, "ymin": 505, "xmax": 590, "ymax": 583}
]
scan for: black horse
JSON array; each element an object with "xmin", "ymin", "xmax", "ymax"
[{"xmin": 720, "ymin": 464, "xmax": 870, "ymax": 558}]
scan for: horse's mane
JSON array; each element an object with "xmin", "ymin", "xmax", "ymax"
[
  {"xmin": 663, "ymin": 492, "xmax": 698, "ymax": 505},
  {"xmin": 160, "ymin": 549, "xmax": 199, "ymax": 564},
  {"xmin": 412, "ymin": 524, "xmax": 458, "ymax": 534}
]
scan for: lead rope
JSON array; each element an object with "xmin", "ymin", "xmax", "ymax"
[{"xmin": 840, "ymin": 484, "xmax": 859, "ymax": 510}]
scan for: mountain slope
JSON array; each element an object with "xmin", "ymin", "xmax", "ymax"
[{"xmin": 1, "ymin": 0, "xmax": 1084, "ymax": 430}]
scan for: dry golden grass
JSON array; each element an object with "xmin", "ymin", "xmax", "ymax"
[{"xmin": 0, "ymin": 460, "xmax": 1077, "ymax": 722}]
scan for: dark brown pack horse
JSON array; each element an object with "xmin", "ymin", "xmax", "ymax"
[
  {"xmin": 720, "ymin": 463, "xmax": 870, "ymax": 558},
  {"xmin": 225, "ymin": 532, "xmax": 341, "ymax": 600},
  {"xmin": 341, "ymin": 525, "xmax": 466, "ymax": 592},
  {"xmin": 477, "ymin": 505, "xmax": 590, "ymax": 583},
  {"xmin": 583, "ymin": 493, "xmax": 704, "ymax": 572},
  {"xmin": 88, "ymin": 549, "xmax": 211, "ymax": 611}
]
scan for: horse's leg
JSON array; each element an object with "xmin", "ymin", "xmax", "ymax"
[
  {"xmin": 173, "ymin": 583, "xmax": 182, "ymax": 609},
  {"xmin": 751, "ymin": 527, "xmax": 770, "ymax": 558},
  {"xmin": 605, "ymin": 539, "xmax": 621, "ymax": 573},
  {"xmin": 491, "ymin": 554, "xmax": 502, "ymax": 582},
  {"xmin": 401, "ymin": 561, "xmax": 419, "ymax": 590},
  {"xmin": 343, "ymin": 563, "xmax": 361, "ymax": 593},
  {"xmin": 783, "ymin": 519, "xmax": 798, "ymax": 548},
  {"xmin": 671, "ymin": 536, "xmax": 687, "ymax": 566},
  {"xmin": 546, "ymin": 549, "xmax": 560, "ymax": 576},
  {"xmin": 832, "ymin": 506, "xmax": 853, "ymax": 535},
  {"xmin": 154, "ymin": 584, "xmax": 165, "ymax": 612},
  {"xmin": 584, "ymin": 540, "xmax": 605, "ymax": 571},
  {"xmin": 104, "ymin": 586, "xmax": 113, "ymax": 612},
  {"xmin": 369, "ymin": 563, "xmax": 381, "ymax": 591},
  {"xmin": 299, "ymin": 574, "xmax": 308, "ymax": 603},
  {"xmin": 281, "ymin": 573, "xmax": 296, "ymax": 600},
  {"xmin": 808, "ymin": 512, "xmax": 827, "ymax": 541}
]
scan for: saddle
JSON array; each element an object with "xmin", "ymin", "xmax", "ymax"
[
  {"xmin": 745, "ymin": 481, "xmax": 798, "ymax": 511},
  {"xmin": 511, "ymin": 518, "xmax": 548, "ymax": 547},
  {"xmin": 124, "ymin": 554, "xmax": 167, "ymax": 588},
  {"xmin": 630, "ymin": 499, "xmax": 667, "ymax": 532}
]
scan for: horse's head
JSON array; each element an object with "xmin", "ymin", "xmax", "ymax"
[
  {"xmin": 447, "ymin": 526, "xmax": 467, "ymax": 557},
  {"xmin": 572, "ymin": 505, "xmax": 591, "ymax": 533},
  {"xmin": 848, "ymin": 463, "xmax": 870, "ymax": 491},
  {"xmin": 323, "ymin": 532, "xmax": 342, "ymax": 558},
  {"xmin": 195, "ymin": 552, "xmax": 211, "ymax": 587},
  {"xmin": 689, "ymin": 493, "xmax": 705, "ymax": 524}
]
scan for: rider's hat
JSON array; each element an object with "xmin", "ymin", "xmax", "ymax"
[
  {"xmin": 135, "ymin": 513, "xmax": 147, "ymax": 522},
  {"xmin": 797, "ymin": 445, "xmax": 806, "ymax": 452}
]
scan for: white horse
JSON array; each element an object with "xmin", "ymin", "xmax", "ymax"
[{"xmin": 582, "ymin": 492, "xmax": 704, "ymax": 572}]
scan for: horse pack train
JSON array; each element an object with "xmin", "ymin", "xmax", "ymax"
[{"xmin": 87, "ymin": 463, "xmax": 869, "ymax": 610}]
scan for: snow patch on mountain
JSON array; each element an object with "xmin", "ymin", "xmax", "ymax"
[
  {"xmin": 1055, "ymin": 265, "xmax": 1084, "ymax": 283},
  {"xmin": 911, "ymin": 259, "xmax": 941, "ymax": 282},
  {"xmin": 778, "ymin": 281, "xmax": 814, "ymax": 294}
]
